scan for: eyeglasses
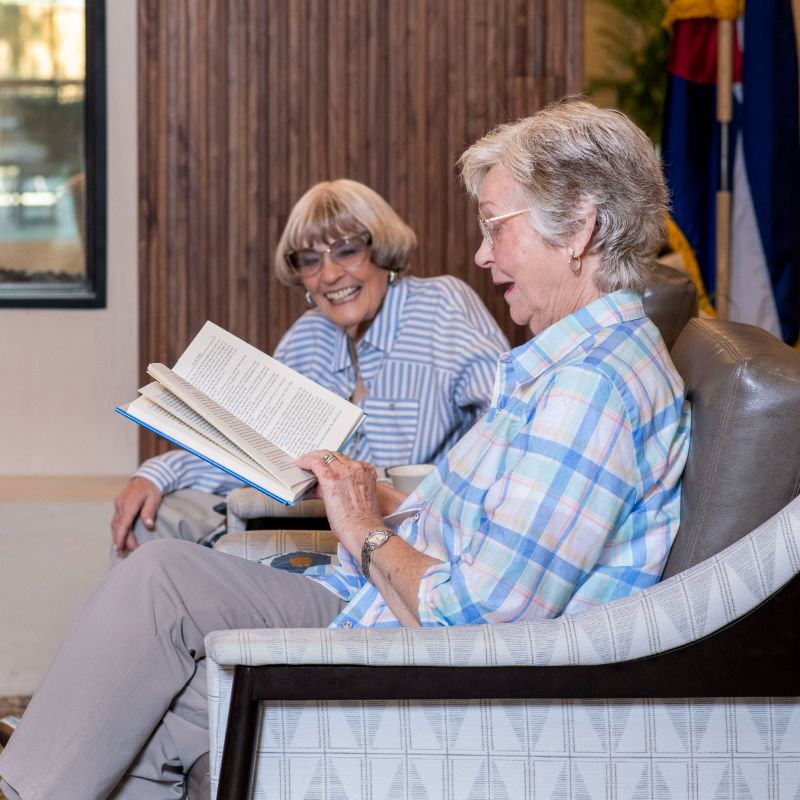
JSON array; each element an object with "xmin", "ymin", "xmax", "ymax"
[
  {"xmin": 477, "ymin": 207, "xmax": 534, "ymax": 248},
  {"xmin": 285, "ymin": 233, "xmax": 372, "ymax": 277}
]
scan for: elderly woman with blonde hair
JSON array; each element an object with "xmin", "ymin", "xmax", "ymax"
[
  {"xmin": 0, "ymin": 99, "xmax": 690, "ymax": 799},
  {"xmin": 110, "ymin": 178, "xmax": 508, "ymax": 561}
]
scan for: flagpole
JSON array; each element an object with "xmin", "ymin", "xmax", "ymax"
[{"xmin": 715, "ymin": 19, "xmax": 734, "ymax": 319}]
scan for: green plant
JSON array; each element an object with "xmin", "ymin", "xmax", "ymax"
[{"xmin": 586, "ymin": 0, "xmax": 670, "ymax": 145}]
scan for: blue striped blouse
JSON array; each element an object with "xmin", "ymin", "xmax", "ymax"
[{"xmin": 134, "ymin": 275, "xmax": 510, "ymax": 495}]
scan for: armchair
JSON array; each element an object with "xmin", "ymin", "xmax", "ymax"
[{"xmin": 205, "ymin": 316, "xmax": 800, "ymax": 799}]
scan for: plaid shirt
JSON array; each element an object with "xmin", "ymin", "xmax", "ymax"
[{"xmin": 308, "ymin": 290, "xmax": 692, "ymax": 628}]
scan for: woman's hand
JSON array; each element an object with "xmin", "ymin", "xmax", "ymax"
[
  {"xmin": 111, "ymin": 477, "xmax": 163, "ymax": 556},
  {"xmin": 295, "ymin": 451, "xmax": 384, "ymax": 559},
  {"xmin": 296, "ymin": 450, "xmax": 440, "ymax": 627}
]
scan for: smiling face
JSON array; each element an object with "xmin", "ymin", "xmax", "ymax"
[
  {"xmin": 475, "ymin": 165, "xmax": 600, "ymax": 335},
  {"xmin": 301, "ymin": 246, "xmax": 391, "ymax": 340}
]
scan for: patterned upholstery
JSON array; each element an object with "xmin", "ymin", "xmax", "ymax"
[
  {"xmin": 206, "ymin": 698, "xmax": 800, "ymax": 798},
  {"xmin": 215, "ymin": 529, "xmax": 339, "ymax": 562},
  {"xmin": 206, "ymin": 495, "xmax": 800, "ymax": 798},
  {"xmin": 225, "ymin": 493, "xmax": 328, "ymax": 534}
]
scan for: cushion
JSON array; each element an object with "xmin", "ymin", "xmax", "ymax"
[
  {"xmin": 641, "ymin": 261, "xmax": 698, "ymax": 349},
  {"xmin": 663, "ymin": 318, "xmax": 800, "ymax": 577}
]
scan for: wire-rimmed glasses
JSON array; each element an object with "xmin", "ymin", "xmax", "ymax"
[
  {"xmin": 477, "ymin": 207, "xmax": 534, "ymax": 248},
  {"xmin": 285, "ymin": 233, "xmax": 372, "ymax": 277}
]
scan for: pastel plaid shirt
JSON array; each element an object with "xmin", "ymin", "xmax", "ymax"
[{"xmin": 308, "ymin": 290, "xmax": 692, "ymax": 628}]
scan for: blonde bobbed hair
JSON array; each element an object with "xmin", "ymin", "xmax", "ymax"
[{"xmin": 275, "ymin": 179, "xmax": 417, "ymax": 286}]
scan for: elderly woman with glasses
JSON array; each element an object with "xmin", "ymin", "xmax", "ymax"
[
  {"xmin": 0, "ymin": 100, "xmax": 690, "ymax": 799},
  {"xmin": 297, "ymin": 98, "xmax": 692, "ymax": 628},
  {"xmin": 109, "ymin": 179, "xmax": 509, "ymax": 561}
]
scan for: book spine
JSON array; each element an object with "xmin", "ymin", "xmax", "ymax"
[{"xmin": 114, "ymin": 407, "xmax": 296, "ymax": 506}]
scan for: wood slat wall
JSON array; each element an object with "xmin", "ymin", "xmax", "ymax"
[{"xmin": 138, "ymin": 0, "xmax": 584, "ymax": 460}]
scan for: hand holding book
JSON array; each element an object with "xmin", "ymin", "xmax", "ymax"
[{"xmin": 116, "ymin": 321, "xmax": 365, "ymax": 505}]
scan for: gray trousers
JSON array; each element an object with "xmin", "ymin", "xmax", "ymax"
[
  {"xmin": 109, "ymin": 489, "xmax": 226, "ymax": 569},
  {"xmin": 0, "ymin": 539, "xmax": 343, "ymax": 800}
]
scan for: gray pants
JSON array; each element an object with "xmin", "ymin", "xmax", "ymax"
[
  {"xmin": 0, "ymin": 539, "xmax": 343, "ymax": 800},
  {"xmin": 109, "ymin": 489, "xmax": 226, "ymax": 569}
]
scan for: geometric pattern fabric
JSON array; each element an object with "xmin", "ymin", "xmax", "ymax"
[
  {"xmin": 207, "ymin": 495, "xmax": 800, "ymax": 798},
  {"xmin": 207, "ymin": 695, "xmax": 800, "ymax": 799}
]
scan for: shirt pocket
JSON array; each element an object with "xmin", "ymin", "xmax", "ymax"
[{"xmin": 363, "ymin": 397, "xmax": 420, "ymax": 466}]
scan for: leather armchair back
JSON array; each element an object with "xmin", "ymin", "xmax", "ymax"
[
  {"xmin": 642, "ymin": 261, "xmax": 698, "ymax": 349},
  {"xmin": 663, "ymin": 318, "xmax": 800, "ymax": 578}
]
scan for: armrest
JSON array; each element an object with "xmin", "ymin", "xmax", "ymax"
[
  {"xmin": 214, "ymin": 529, "xmax": 339, "ymax": 562},
  {"xmin": 225, "ymin": 488, "xmax": 326, "ymax": 532},
  {"xmin": 207, "ymin": 492, "xmax": 800, "ymax": 669}
]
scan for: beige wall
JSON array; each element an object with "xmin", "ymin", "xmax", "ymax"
[{"xmin": 0, "ymin": 0, "xmax": 139, "ymax": 478}]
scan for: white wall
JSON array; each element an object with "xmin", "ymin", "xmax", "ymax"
[{"xmin": 0, "ymin": 0, "xmax": 139, "ymax": 477}]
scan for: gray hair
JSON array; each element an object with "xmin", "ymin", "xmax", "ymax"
[
  {"xmin": 275, "ymin": 179, "xmax": 417, "ymax": 286},
  {"xmin": 458, "ymin": 97, "xmax": 668, "ymax": 292}
]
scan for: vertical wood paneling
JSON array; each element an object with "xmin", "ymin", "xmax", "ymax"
[{"xmin": 138, "ymin": 0, "xmax": 584, "ymax": 459}]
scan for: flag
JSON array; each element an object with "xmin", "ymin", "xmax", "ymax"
[{"xmin": 662, "ymin": 0, "xmax": 800, "ymax": 344}]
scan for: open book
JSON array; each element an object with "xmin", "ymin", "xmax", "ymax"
[{"xmin": 116, "ymin": 321, "xmax": 365, "ymax": 505}]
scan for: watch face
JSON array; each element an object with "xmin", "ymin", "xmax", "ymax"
[{"xmin": 366, "ymin": 530, "xmax": 391, "ymax": 549}]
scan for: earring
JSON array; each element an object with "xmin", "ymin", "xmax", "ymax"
[
  {"xmin": 388, "ymin": 270, "xmax": 398, "ymax": 285},
  {"xmin": 568, "ymin": 249, "xmax": 582, "ymax": 275},
  {"xmin": 304, "ymin": 291, "xmax": 315, "ymax": 308}
]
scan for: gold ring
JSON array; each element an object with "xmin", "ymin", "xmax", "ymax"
[{"xmin": 321, "ymin": 452, "xmax": 337, "ymax": 466}]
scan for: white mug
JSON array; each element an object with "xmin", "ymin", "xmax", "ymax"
[{"xmin": 386, "ymin": 463, "xmax": 435, "ymax": 494}]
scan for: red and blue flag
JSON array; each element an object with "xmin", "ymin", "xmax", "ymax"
[{"xmin": 662, "ymin": 0, "xmax": 800, "ymax": 344}]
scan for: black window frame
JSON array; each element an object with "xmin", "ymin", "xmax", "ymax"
[{"xmin": 0, "ymin": 0, "xmax": 107, "ymax": 309}]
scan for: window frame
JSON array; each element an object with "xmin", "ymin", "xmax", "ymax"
[{"xmin": 0, "ymin": 0, "xmax": 107, "ymax": 309}]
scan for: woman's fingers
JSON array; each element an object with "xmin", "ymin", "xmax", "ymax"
[
  {"xmin": 296, "ymin": 450, "xmax": 355, "ymax": 482},
  {"xmin": 110, "ymin": 477, "xmax": 163, "ymax": 554},
  {"xmin": 296, "ymin": 451, "xmax": 384, "ymax": 552}
]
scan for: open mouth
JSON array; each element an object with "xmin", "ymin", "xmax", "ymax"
[
  {"xmin": 495, "ymin": 281, "xmax": 514, "ymax": 298},
  {"xmin": 325, "ymin": 286, "xmax": 361, "ymax": 304}
]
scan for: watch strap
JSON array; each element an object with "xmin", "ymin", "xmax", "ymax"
[{"xmin": 360, "ymin": 528, "xmax": 395, "ymax": 583}]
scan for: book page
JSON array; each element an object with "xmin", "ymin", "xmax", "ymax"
[
  {"xmin": 119, "ymin": 397, "xmax": 315, "ymax": 503},
  {"xmin": 146, "ymin": 364, "xmax": 314, "ymax": 489},
  {"xmin": 138, "ymin": 382, "xmax": 264, "ymax": 474},
  {"xmin": 172, "ymin": 321, "xmax": 363, "ymax": 457}
]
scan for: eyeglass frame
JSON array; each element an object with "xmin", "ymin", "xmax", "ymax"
[
  {"xmin": 477, "ymin": 207, "xmax": 535, "ymax": 248},
  {"xmin": 284, "ymin": 232, "xmax": 373, "ymax": 276}
]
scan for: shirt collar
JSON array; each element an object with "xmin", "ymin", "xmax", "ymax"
[
  {"xmin": 331, "ymin": 276, "xmax": 409, "ymax": 372},
  {"xmin": 507, "ymin": 290, "xmax": 646, "ymax": 385}
]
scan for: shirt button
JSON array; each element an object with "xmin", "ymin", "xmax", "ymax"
[
  {"xmin": 389, "ymin": 403, "xmax": 396, "ymax": 410},
  {"xmin": 342, "ymin": 620, "xmax": 353, "ymax": 629}
]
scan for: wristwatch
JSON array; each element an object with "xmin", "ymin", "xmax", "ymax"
[{"xmin": 361, "ymin": 528, "xmax": 396, "ymax": 583}]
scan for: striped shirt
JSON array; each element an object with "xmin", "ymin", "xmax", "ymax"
[
  {"xmin": 134, "ymin": 275, "xmax": 509, "ymax": 495},
  {"xmin": 307, "ymin": 290, "xmax": 692, "ymax": 628}
]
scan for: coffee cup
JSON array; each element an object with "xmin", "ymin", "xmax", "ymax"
[{"xmin": 386, "ymin": 463, "xmax": 435, "ymax": 494}]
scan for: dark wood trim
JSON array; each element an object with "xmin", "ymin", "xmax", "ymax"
[
  {"xmin": 217, "ymin": 571, "xmax": 800, "ymax": 799},
  {"xmin": 218, "ymin": 666, "xmax": 260, "ymax": 798},
  {"xmin": 84, "ymin": 0, "xmax": 108, "ymax": 310},
  {"xmin": 244, "ymin": 516, "xmax": 331, "ymax": 532}
]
